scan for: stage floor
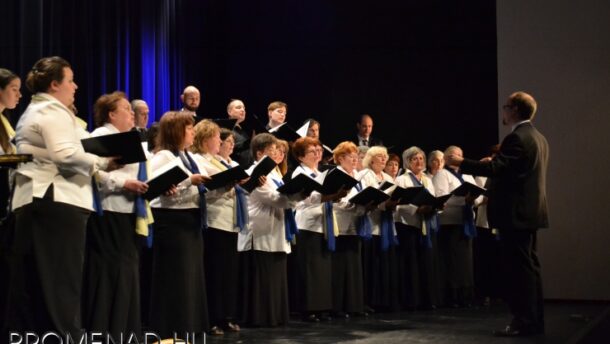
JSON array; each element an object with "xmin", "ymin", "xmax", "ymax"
[{"xmin": 205, "ymin": 301, "xmax": 609, "ymax": 343}]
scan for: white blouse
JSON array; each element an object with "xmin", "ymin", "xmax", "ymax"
[
  {"xmin": 238, "ymin": 164, "xmax": 300, "ymax": 253},
  {"xmin": 333, "ymin": 166, "xmax": 365, "ymax": 236},
  {"xmin": 193, "ymin": 152, "xmax": 238, "ymax": 233},
  {"xmin": 91, "ymin": 123, "xmax": 143, "ymax": 213},
  {"xmin": 394, "ymin": 170, "xmax": 436, "ymax": 229},
  {"xmin": 12, "ymin": 93, "xmax": 107, "ymax": 211},
  {"xmin": 292, "ymin": 164, "xmax": 324, "ymax": 234},
  {"xmin": 432, "ymin": 168, "xmax": 482, "ymax": 226},
  {"xmin": 357, "ymin": 168, "xmax": 395, "ymax": 235},
  {"xmin": 149, "ymin": 150, "xmax": 206, "ymax": 210}
]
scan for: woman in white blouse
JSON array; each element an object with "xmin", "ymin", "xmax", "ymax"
[
  {"xmin": 426, "ymin": 150, "xmax": 444, "ymax": 177},
  {"xmin": 291, "ymin": 137, "xmax": 347, "ymax": 322},
  {"xmin": 238, "ymin": 133, "xmax": 302, "ymax": 327},
  {"xmin": 331, "ymin": 141, "xmax": 368, "ymax": 317},
  {"xmin": 8, "ymin": 57, "xmax": 116, "ymax": 338},
  {"xmin": 433, "ymin": 145, "xmax": 481, "ymax": 308},
  {"xmin": 394, "ymin": 146, "xmax": 442, "ymax": 310},
  {"xmin": 148, "ymin": 111, "xmax": 212, "ymax": 338},
  {"xmin": 191, "ymin": 121, "xmax": 244, "ymax": 334},
  {"xmin": 81, "ymin": 91, "xmax": 149, "ymax": 338},
  {"xmin": 358, "ymin": 146, "xmax": 400, "ymax": 313}
]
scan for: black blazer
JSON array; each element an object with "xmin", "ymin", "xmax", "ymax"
[
  {"xmin": 460, "ymin": 122, "xmax": 549, "ymax": 230},
  {"xmin": 352, "ymin": 136, "xmax": 383, "ymax": 147}
]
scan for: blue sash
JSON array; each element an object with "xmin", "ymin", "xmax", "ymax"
[
  {"xmin": 271, "ymin": 179, "xmax": 299, "ymax": 242},
  {"xmin": 354, "ymin": 182, "xmax": 373, "ymax": 240},
  {"xmin": 135, "ymin": 161, "xmax": 154, "ymax": 247},
  {"xmin": 445, "ymin": 167, "xmax": 476, "ymax": 238},
  {"xmin": 219, "ymin": 160, "xmax": 249, "ymax": 232},
  {"xmin": 407, "ymin": 172, "xmax": 439, "ymax": 248},
  {"xmin": 380, "ymin": 209, "xmax": 398, "ymax": 251},
  {"xmin": 176, "ymin": 150, "xmax": 208, "ymax": 231}
]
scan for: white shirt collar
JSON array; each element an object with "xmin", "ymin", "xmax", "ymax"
[{"xmin": 511, "ymin": 119, "xmax": 531, "ymax": 132}]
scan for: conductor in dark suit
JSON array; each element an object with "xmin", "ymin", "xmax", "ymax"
[
  {"xmin": 353, "ymin": 114, "xmax": 383, "ymax": 147},
  {"xmin": 447, "ymin": 91, "xmax": 549, "ymax": 337}
]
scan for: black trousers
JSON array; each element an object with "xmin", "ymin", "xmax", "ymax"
[
  {"xmin": 6, "ymin": 188, "xmax": 90, "ymax": 340},
  {"xmin": 498, "ymin": 229, "xmax": 544, "ymax": 329}
]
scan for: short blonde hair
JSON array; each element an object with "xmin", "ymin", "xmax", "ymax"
[
  {"xmin": 362, "ymin": 146, "xmax": 388, "ymax": 169},
  {"xmin": 333, "ymin": 141, "xmax": 358, "ymax": 162},
  {"xmin": 191, "ymin": 119, "xmax": 220, "ymax": 154},
  {"xmin": 267, "ymin": 101, "xmax": 287, "ymax": 112}
]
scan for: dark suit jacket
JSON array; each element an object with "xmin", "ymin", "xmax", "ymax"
[
  {"xmin": 352, "ymin": 136, "xmax": 383, "ymax": 147},
  {"xmin": 460, "ymin": 122, "xmax": 549, "ymax": 230}
]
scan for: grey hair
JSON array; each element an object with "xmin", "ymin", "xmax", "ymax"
[
  {"xmin": 401, "ymin": 146, "xmax": 426, "ymax": 170},
  {"xmin": 443, "ymin": 145, "xmax": 462, "ymax": 158},
  {"xmin": 131, "ymin": 99, "xmax": 147, "ymax": 114}
]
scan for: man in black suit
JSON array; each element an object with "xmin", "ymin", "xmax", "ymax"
[
  {"xmin": 447, "ymin": 91, "xmax": 549, "ymax": 337},
  {"xmin": 131, "ymin": 99, "xmax": 150, "ymax": 141},
  {"xmin": 353, "ymin": 114, "xmax": 383, "ymax": 147}
]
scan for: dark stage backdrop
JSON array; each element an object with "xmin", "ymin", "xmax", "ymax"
[{"xmin": 1, "ymin": 0, "xmax": 497, "ymax": 158}]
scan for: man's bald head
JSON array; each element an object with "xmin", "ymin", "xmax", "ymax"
[{"xmin": 181, "ymin": 85, "xmax": 201, "ymax": 112}]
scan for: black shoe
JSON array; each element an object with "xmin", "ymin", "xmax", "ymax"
[
  {"xmin": 303, "ymin": 314, "xmax": 320, "ymax": 322},
  {"xmin": 364, "ymin": 305, "xmax": 375, "ymax": 314},
  {"xmin": 332, "ymin": 311, "xmax": 349, "ymax": 319},
  {"xmin": 351, "ymin": 311, "xmax": 369, "ymax": 317},
  {"xmin": 318, "ymin": 313, "xmax": 333, "ymax": 321},
  {"xmin": 493, "ymin": 325, "xmax": 541, "ymax": 337}
]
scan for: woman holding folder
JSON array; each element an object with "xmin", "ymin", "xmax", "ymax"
[
  {"xmin": 358, "ymin": 146, "xmax": 400, "ymax": 312},
  {"xmin": 81, "ymin": 91, "xmax": 150, "ymax": 338},
  {"xmin": 394, "ymin": 146, "xmax": 442, "ymax": 310},
  {"xmin": 291, "ymin": 137, "xmax": 347, "ymax": 322},
  {"xmin": 148, "ymin": 111, "xmax": 212, "ymax": 338},
  {"xmin": 331, "ymin": 141, "xmax": 368, "ymax": 317},
  {"xmin": 432, "ymin": 145, "xmax": 481, "ymax": 308},
  {"xmin": 238, "ymin": 133, "xmax": 303, "ymax": 327},
  {"xmin": 191, "ymin": 120, "xmax": 245, "ymax": 334},
  {"xmin": 7, "ymin": 57, "xmax": 117, "ymax": 338}
]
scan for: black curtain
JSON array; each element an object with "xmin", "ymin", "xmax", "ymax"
[
  {"xmin": 1, "ymin": 0, "xmax": 184, "ymax": 129},
  {"xmin": 2, "ymin": 0, "xmax": 497, "ymax": 157}
]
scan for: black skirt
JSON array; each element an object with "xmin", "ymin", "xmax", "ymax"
[
  {"xmin": 473, "ymin": 227, "xmax": 501, "ymax": 299},
  {"xmin": 82, "ymin": 211, "xmax": 141, "ymax": 338},
  {"xmin": 149, "ymin": 208, "xmax": 209, "ymax": 338},
  {"xmin": 6, "ymin": 190, "xmax": 90, "ymax": 339},
  {"xmin": 240, "ymin": 250, "xmax": 289, "ymax": 327},
  {"xmin": 331, "ymin": 235, "xmax": 364, "ymax": 313},
  {"xmin": 395, "ymin": 223, "xmax": 420, "ymax": 309},
  {"xmin": 295, "ymin": 231, "xmax": 332, "ymax": 312},
  {"xmin": 204, "ymin": 227, "xmax": 240, "ymax": 325},
  {"xmin": 438, "ymin": 224, "xmax": 474, "ymax": 305},
  {"xmin": 362, "ymin": 236, "xmax": 400, "ymax": 311}
]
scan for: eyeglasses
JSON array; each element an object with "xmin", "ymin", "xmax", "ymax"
[{"xmin": 305, "ymin": 148, "xmax": 323, "ymax": 155}]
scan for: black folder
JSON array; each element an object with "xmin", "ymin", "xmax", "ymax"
[
  {"xmin": 204, "ymin": 166, "xmax": 249, "ymax": 191},
  {"xmin": 410, "ymin": 189, "xmax": 452, "ymax": 209},
  {"xmin": 81, "ymin": 130, "xmax": 146, "ymax": 164},
  {"xmin": 143, "ymin": 163, "xmax": 190, "ymax": 201},
  {"xmin": 390, "ymin": 186, "xmax": 427, "ymax": 204},
  {"xmin": 241, "ymin": 156, "xmax": 277, "ymax": 192},
  {"xmin": 277, "ymin": 173, "xmax": 321, "ymax": 195},
  {"xmin": 349, "ymin": 186, "xmax": 390, "ymax": 206},
  {"xmin": 379, "ymin": 181, "xmax": 394, "ymax": 191},
  {"xmin": 451, "ymin": 181, "xmax": 487, "ymax": 198},
  {"xmin": 212, "ymin": 118, "xmax": 238, "ymax": 130},
  {"xmin": 268, "ymin": 123, "xmax": 301, "ymax": 142},
  {"xmin": 318, "ymin": 168, "xmax": 359, "ymax": 195}
]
